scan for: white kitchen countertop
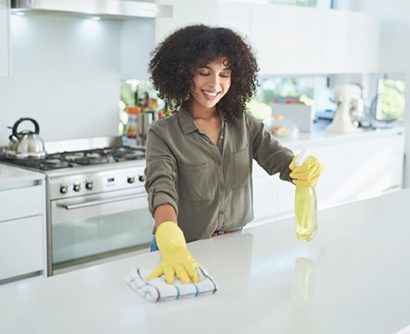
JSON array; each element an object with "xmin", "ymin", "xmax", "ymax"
[
  {"xmin": 276, "ymin": 126, "xmax": 405, "ymax": 149},
  {"xmin": 0, "ymin": 163, "xmax": 44, "ymax": 188},
  {"xmin": 0, "ymin": 188, "xmax": 409, "ymax": 334}
]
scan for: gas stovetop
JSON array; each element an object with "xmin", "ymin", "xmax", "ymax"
[{"xmin": 0, "ymin": 145, "xmax": 145, "ymax": 171}]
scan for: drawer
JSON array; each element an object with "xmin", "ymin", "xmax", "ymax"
[
  {"xmin": 0, "ymin": 185, "xmax": 44, "ymax": 222},
  {"xmin": 0, "ymin": 215, "xmax": 44, "ymax": 280}
]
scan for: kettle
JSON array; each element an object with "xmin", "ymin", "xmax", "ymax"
[{"xmin": 6, "ymin": 118, "xmax": 47, "ymax": 159}]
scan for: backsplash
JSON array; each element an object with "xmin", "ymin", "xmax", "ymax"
[{"xmin": 0, "ymin": 13, "xmax": 154, "ymax": 146}]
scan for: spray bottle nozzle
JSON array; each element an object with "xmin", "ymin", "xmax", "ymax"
[{"xmin": 295, "ymin": 150, "xmax": 308, "ymax": 167}]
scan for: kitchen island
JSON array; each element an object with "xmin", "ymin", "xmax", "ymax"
[{"xmin": 0, "ymin": 189, "xmax": 409, "ymax": 334}]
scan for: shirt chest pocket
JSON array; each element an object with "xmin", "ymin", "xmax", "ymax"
[
  {"xmin": 178, "ymin": 162, "xmax": 216, "ymax": 201},
  {"xmin": 229, "ymin": 144, "xmax": 251, "ymax": 189}
]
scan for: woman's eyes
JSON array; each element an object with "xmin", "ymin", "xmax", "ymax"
[{"xmin": 198, "ymin": 71, "xmax": 231, "ymax": 78}]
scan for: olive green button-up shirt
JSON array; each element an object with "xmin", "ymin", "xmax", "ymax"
[{"xmin": 144, "ymin": 108, "xmax": 294, "ymax": 242}]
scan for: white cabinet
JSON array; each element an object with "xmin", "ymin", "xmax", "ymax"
[
  {"xmin": 250, "ymin": 5, "xmax": 323, "ymax": 75},
  {"xmin": 344, "ymin": 134, "xmax": 404, "ymax": 201},
  {"xmin": 252, "ymin": 131, "xmax": 405, "ymax": 222},
  {"xmin": 217, "ymin": 1, "xmax": 251, "ymax": 39},
  {"xmin": 0, "ymin": 184, "xmax": 44, "ymax": 221},
  {"xmin": 155, "ymin": 0, "xmax": 251, "ymax": 44},
  {"xmin": 252, "ymin": 7, "xmax": 379, "ymax": 75},
  {"xmin": 252, "ymin": 161, "xmax": 278, "ymax": 221},
  {"xmin": 0, "ymin": 0, "xmax": 10, "ymax": 77},
  {"xmin": 0, "ymin": 216, "xmax": 44, "ymax": 281},
  {"xmin": 155, "ymin": 2, "xmax": 379, "ymax": 74},
  {"xmin": 0, "ymin": 173, "xmax": 46, "ymax": 283},
  {"xmin": 155, "ymin": 0, "xmax": 218, "ymax": 44},
  {"xmin": 321, "ymin": 9, "xmax": 379, "ymax": 73}
]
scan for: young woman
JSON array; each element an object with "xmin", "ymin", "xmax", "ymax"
[{"xmin": 144, "ymin": 25, "xmax": 322, "ymax": 284}]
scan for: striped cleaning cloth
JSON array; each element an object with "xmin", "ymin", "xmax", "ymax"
[{"xmin": 124, "ymin": 267, "xmax": 219, "ymax": 302}]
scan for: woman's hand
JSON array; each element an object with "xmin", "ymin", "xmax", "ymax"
[
  {"xmin": 147, "ymin": 221, "xmax": 200, "ymax": 284},
  {"xmin": 289, "ymin": 155, "xmax": 323, "ymax": 187}
]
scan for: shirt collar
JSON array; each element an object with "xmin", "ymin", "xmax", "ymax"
[
  {"xmin": 178, "ymin": 108, "xmax": 227, "ymax": 135},
  {"xmin": 178, "ymin": 108, "xmax": 197, "ymax": 134}
]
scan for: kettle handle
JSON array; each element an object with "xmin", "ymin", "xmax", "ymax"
[{"xmin": 12, "ymin": 117, "xmax": 40, "ymax": 137}]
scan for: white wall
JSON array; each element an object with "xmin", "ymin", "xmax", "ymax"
[
  {"xmin": 0, "ymin": 13, "xmax": 122, "ymax": 146},
  {"xmin": 334, "ymin": 0, "xmax": 410, "ymax": 187}
]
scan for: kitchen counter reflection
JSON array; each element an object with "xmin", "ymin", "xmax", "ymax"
[{"xmin": 0, "ymin": 189, "xmax": 410, "ymax": 334}]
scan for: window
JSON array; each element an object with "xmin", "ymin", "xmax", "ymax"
[
  {"xmin": 375, "ymin": 79, "xmax": 405, "ymax": 121},
  {"xmin": 248, "ymin": 76, "xmax": 326, "ymax": 121}
]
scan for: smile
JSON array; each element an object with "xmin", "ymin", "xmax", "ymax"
[{"xmin": 202, "ymin": 90, "xmax": 221, "ymax": 99}]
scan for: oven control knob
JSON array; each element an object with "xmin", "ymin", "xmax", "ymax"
[
  {"xmin": 85, "ymin": 181, "xmax": 94, "ymax": 190},
  {"xmin": 60, "ymin": 184, "xmax": 68, "ymax": 194},
  {"xmin": 73, "ymin": 183, "xmax": 81, "ymax": 192},
  {"xmin": 138, "ymin": 175, "xmax": 145, "ymax": 182},
  {"xmin": 127, "ymin": 176, "xmax": 135, "ymax": 184}
]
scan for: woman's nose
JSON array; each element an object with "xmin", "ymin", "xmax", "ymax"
[{"xmin": 208, "ymin": 74, "xmax": 220, "ymax": 87}]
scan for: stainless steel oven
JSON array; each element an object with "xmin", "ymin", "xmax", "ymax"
[
  {"xmin": 46, "ymin": 162, "xmax": 153, "ymax": 275},
  {"xmin": 0, "ymin": 137, "xmax": 153, "ymax": 276}
]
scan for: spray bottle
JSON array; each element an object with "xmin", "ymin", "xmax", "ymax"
[{"xmin": 294, "ymin": 150, "xmax": 318, "ymax": 241}]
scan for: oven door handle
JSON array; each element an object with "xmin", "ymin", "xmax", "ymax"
[{"xmin": 57, "ymin": 193, "xmax": 147, "ymax": 210}]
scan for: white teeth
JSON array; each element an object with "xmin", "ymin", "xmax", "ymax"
[{"xmin": 203, "ymin": 90, "xmax": 219, "ymax": 97}]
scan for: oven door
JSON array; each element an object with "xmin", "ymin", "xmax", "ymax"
[{"xmin": 50, "ymin": 187, "xmax": 153, "ymax": 271}]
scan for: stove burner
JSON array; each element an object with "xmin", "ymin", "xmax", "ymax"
[
  {"xmin": 46, "ymin": 159, "xmax": 63, "ymax": 164},
  {"xmin": 64, "ymin": 153, "xmax": 84, "ymax": 160},
  {"xmin": 112, "ymin": 146, "xmax": 144, "ymax": 159},
  {"xmin": 0, "ymin": 145, "xmax": 145, "ymax": 171},
  {"xmin": 40, "ymin": 160, "xmax": 72, "ymax": 170}
]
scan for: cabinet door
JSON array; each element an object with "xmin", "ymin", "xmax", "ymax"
[
  {"xmin": 155, "ymin": 0, "xmax": 251, "ymax": 44},
  {"xmin": 321, "ymin": 10, "xmax": 348, "ymax": 74},
  {"xmin": 345, "ymin": 135, "xmax": 404, "ymax": 201},
  {"xmin": 217, "ymin": 2, "xmax": 251, "ymax": 39},
  {"xmin": 155, "ymin": 0, "xmax": 219, "ymax": 44},
  {"xmin": 275, "ymin": 143, "xmax": 349, "ymax": 217},
  {"xmin": 344, "ymin": 11, "xmax": 379, "ymax": 73},
  {"xmin": 250, "ymin": 4, "xmax": 322, "ymax": 75},
  {"xmin": 0, "ymin": 185, "xmax": 44, "ymax": 222},
  {"xmin": 0, "ymin": 0, "xmax": 10, "ymax": 77},
  {"xmin": 252, "ymin": 161, "xmax": 278, "ymax": 222},
  {"xmin": 321, "ymin": 9, "xmax": 379, "ymax": 73},
  {"xmin": 0, "ymin": 216, "xmax": 44, "ymax": 280}
]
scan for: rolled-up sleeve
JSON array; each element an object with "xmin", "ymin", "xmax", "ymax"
[
  {"xmin": 246, "ymin": 113, "xmax": 294, "ymax": 182},
  {"xmin": 144, "ymin": 124, "xmax": 178, "ymax": 216}
]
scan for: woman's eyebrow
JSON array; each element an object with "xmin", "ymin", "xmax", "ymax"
[{"xmin": 199, "ymin": 66, "xmax": 231, "ymax": 70}]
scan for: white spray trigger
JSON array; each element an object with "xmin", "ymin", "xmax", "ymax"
[{"xmin": 295, "ymin": 150, "xmax": 308, "ymax": 167}]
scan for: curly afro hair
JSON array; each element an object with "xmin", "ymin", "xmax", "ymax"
[{"xmin": 149, "ymin": 25, "xmax": 259, "ymax": 120}]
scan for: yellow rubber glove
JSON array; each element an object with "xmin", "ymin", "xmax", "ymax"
[
  {"xmin": 289, "ymin": 155, "xmax": 323, "ymax": 187},
  {"xmin": 147, "ymin": 221, "xmax": 200, "ymax": 284}
]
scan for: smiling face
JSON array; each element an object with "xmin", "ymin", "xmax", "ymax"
[{"xmin": 190, "ymin": 57, "xmax": 232, "ymax": 113}]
